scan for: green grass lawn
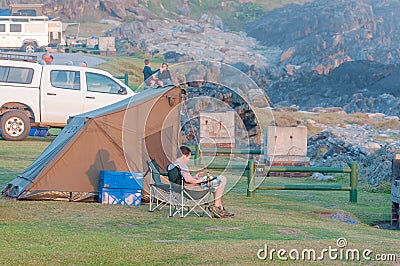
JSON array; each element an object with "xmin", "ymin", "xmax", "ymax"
[
  {"xmin": 0, "ymin": 137, "xmax": 54, "ymax": 185},
  {"xmin": 0, "ymin": 138, "xmax": 399, "ymax": 265}
]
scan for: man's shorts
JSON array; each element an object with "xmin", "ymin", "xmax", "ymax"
[{"xmin": 200, "ymin": 176, "xmax": 222, "ymax": 191}]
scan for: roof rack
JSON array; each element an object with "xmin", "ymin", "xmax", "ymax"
[{"xmin": 0, "ymin": 52, "xmax": 37, "ymax": 62}]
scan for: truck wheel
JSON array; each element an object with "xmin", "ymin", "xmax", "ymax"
[
  {"xmin": 22, "ymin": 43, "xmax": 37, "ymax": 53},
  {"xmin": 0, "ymin": 111, "xmax": 31, "ymax": 141}
]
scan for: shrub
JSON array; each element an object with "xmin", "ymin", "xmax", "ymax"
[
  {"xmin": 362, "ymin": 180, "xmax": 392, "ymax": 194},
  {"xmin": 235, "ymin": 2, "xmax": 264, "ymax": 22}
]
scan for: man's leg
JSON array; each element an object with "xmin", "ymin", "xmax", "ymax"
[
  {"xmin": 208, "ymin": 176, "xmax": 234, "ymax": 218},
  {"xmin": 213, "ymin": 176, "xmax": 226, "ymax": 207},
  {"xmin": 155, "ymin": 78, "xmax": 163, "ymax": 86}
]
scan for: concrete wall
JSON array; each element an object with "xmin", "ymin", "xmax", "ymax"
[
  {"xmin": 200, "ymin": 111, "xmax": 235, "ymax": 147},
  {"xmin": 264, "ymin": 125, "xmax": 310, "ymax": 177},
  {"xmin": 264, "ymin": 126, "xmax": 307, "ymax": 157}
]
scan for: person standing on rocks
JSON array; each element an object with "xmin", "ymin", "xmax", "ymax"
[{"xmin": 143, "ymin": 59, "xmax": 163, "ymax": 87}]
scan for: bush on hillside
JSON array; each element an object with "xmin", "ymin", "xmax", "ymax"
[{"xmin": 234, "ymin": 3, "xmax": 264, "ymax": 22}]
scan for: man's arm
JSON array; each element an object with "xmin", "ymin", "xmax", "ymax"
[
  {"xmin": 181, "ymin": 169, "xmax": 204, "ymax": 184},
  {"xmin": 143, "ymin": 67, "xmax": 158, "ymax": 79},
  {"xmin": 150, "ymin": 68, "xmax": 160, "ymax": 75}
]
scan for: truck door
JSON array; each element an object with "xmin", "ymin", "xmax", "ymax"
[
  {"xmin": 83, "ymin": 72, "xmax": 129, "ymax": 113},
  {"xmin": 42, "ymin": 69, "xmax": 84, "ymax": 124}
]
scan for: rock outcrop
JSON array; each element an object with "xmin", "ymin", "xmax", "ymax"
[
  {"xmin": 305, "ymin": 111, "xmax": 400, "ymax": 186},
  {"xmin": 247, "ymin": 0, "xmax": 400, "ymax": 68},
  {"xmin": 266, "ymin": 60, "xmax": 400, "ymax": 116},
  {"xmin": 105, "ymin": 15, "xmax": 267, "ymax": 68},
  {"xmin": 245, "ymin": 0, "xmax": 400, "ymax": 116}
]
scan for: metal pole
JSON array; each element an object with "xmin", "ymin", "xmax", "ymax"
[
  {"xmin": 124, "ymin": 73, "xmax": 129, "ymax": 86},
  {"xmin": 247, "ymin": 160, "xmax": 255, "ymax": 197},
  {"xmin": 258, "ymin": 184, "xmax": 350, "ymax": 190},
  {"xmin": 200, "ymin": 148, "xmax": 263, "ymax": 155},
  {"xmin": 207, "ymin": 164, "xmax": 249, "ymax": 170},
  {"xmin": 268, "ymin": 166, "xmax": 351, "ymax": 173},
  {"xmin": 349, "ymin": 162, "xmax": 358, "ymax": 203},
  {"xmin": 194, "ymin": 144, "xmax": 200, "ymax": 167}
]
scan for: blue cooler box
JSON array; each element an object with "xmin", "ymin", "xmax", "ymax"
[
  {"xmin": 29, "ymin": 128, "xmax": 49, "ymax": 137},
  {"xmin": 99, "ymin": 171, "xmax": 143, "ymax": 189},
  {"xmin": 100, "ymin": 188, "xmax": 142, "ymax": 206}
]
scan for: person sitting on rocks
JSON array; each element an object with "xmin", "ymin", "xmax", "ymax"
[
  {"xmin": 157, "ymin": 62, "xmax": 172, "ymax": 85},
  {"xmin": 143, "ymin": 59, "xmax": 163, "ymax": 87}
]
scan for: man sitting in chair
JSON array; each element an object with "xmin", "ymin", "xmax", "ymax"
[{"xmin": 168, "ymin": 145, "xmax": 234, "ymax": 218}]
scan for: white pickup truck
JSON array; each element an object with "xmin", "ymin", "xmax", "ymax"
[{"xmin": 0, "ymin": 59, "xmax": 135, "ymax": 140}]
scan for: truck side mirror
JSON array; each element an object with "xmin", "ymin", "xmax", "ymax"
[{"xmin": 118, "ymin": 87, "xmax": 127, "ymax": 95}]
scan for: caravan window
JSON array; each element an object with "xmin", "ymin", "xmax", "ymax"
[
  {"xmin": 86, "ymin": 72, "xmax": 125, "ymax": 94},
  {"xmin": 0, "ymin": 66, "xmax": 34, "ymax": 84},
  {"xmin": 15, "ymin": 9, "xmax": 37, "ymax": 16},
  {"xmin": 0, "ymin": 24, "xmax": 5, "ymax": 32},
  {"xmin": 10, "ymin": 24, "xmax": 21, "ymax": 32}
]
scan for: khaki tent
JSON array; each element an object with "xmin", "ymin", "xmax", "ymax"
[{"xmin": 3, "ymin": 85, "xmax": 182, "ymax": 201}]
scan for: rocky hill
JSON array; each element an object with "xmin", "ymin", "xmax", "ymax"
[{"xmin": 246, "ymin": 0, "xmax": 400, "ymax": 116}]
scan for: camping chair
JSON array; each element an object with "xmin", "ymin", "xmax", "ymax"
[
  {"xmin": 147, "ymin": 160, "xmax": 173, "ymax": 215},
  {"xmin": 167, "ymin": 164, "xmax": 213, "ymax": 218}
]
